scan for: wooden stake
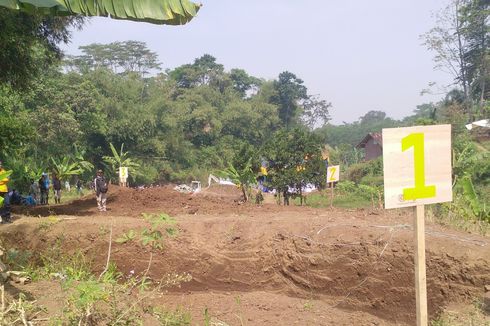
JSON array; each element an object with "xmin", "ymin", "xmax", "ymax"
[
  {"xmin": 330, "ymin": 182, "xmax": 334, "ymax": 208},
  {"xmin": 414, "ymin": 205, "xmax": 428, "ymax": 326}
]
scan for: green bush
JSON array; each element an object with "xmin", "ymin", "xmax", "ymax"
[
  {"xmin": 134, "ymin": 163, "xmax": 160, "ymax": 185},
  {"xmin": 359, "ymin": 175, "xmax": 384, "ymax": 187},
  {"xmin": 336, "ymin": 180, "xmax": 357, "ymax": 194},
  {"xmin": 345, "ymin": 157, "xmax": 382, "ymax": 184}
]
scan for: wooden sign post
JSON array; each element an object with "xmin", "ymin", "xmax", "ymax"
[
  {"xmin": 382, "ymin": 125, "xmax": 452, "ymax": 326},
  {"xmin": 327, "ymin": 165, "xmax": 340, "ymax": 208},
  {"xmin": 119, "ymin": 166, "xmax": 129, "ymax": 187}
]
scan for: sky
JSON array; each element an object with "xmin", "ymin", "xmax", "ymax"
[{"xmin": 61, "ymin": 0, "xmax": 454, "ymax": 124}]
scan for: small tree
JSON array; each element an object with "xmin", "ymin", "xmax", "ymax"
[
  {"xmin": 219, "ymin": 144, "xmax": 257, "ymax": 202},
  {"xmin": 103, "ymin": 143, "xmax": 140, "ymax": 183},
  {"xmin": 264, "ymin": 128, "xmax": 324, "ymax": 205},
  {"xmin": 73, "ymin": 144, "xmax": 94, "ymax": 175},
  {"xmin": 219, "ymin": 162, "xmax": 256, "ymax": 202},
  {"xmin": 51, "ymin": 157, "xmax": 83, "ymax": 180}
]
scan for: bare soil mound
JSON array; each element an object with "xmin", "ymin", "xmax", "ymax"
[
  {"xmin": 14, "ymin": 184, "xmax": 255, "ymax": 217},
  {"xmin": 2, "ymin": 207, "xmax": 489, "ymax": 325}
]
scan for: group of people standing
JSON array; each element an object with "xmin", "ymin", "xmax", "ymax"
[
  {"xmin": 33, "ymin": 169, "xmax": 109, "ymax": 212},
  {"xmin": 0, "ymin": 160, "xmax": 111, "ymax": 224},
  {"xmin": 30, "ymin": 174, "xmax": 83, "ymax": 205}
]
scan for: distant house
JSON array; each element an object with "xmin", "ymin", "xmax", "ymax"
[{"xmin": 356, "ymin": 132, "xmax": 383, "ymax": 161}]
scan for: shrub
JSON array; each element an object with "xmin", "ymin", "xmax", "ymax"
[{"xmin": 345, "ymin": 157, "xmax": 382, "ymax": 184}]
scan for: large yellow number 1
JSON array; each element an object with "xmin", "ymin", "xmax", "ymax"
[{"xmin": 402, "ymin": 133, "xmax": 436, "ymax": 201}]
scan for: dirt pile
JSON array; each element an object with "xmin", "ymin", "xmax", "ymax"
[
  {"xmin": 2, "ymin": 209, "xmax": 489, "ymax": 325},
  {"xmin": 15, "ymin": 184, "xmax": 251, "ymax": 217}
]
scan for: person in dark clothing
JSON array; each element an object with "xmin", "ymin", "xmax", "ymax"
[
  {"xmin": 52, "ymin": 174, "xmax": 62, "ymax": 204},
  {"xmin": 283, "ymin": 189, "xmax": 290, "ymax": 206},
  {"xmin": 39, "ymin": 174, "xmax": 48, "ymax": 205},
  {"xmin": 94, "ymin": 170, "xmax": 108, "ymax": 212},
  {"xmin": 76, "ymin": 178, "xmax": 83, "ymax": 196}
]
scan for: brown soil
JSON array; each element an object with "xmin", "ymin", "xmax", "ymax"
[{"xmin": 3, "ymin": 185, "xmax": 490, "ymax": 325}]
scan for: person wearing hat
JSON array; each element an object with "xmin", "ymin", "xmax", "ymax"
[
  {"xmin": 94, "ymin": 170, "xmax": 109, "ymax": 212},
  {"xmin": 0, "ymin": 161, "xmax": 12, "ymax": 223}
]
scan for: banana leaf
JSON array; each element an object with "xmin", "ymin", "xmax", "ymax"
[
  {"xmin": 0, "ymin": 0, "xmax": 201, "ymax": 25},
  {"xmin": 460, "ymin": 175, "xmax": 482, "ymax": 217}
]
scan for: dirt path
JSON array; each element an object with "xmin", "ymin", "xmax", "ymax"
[{"xmin": 3, "ymin": 186, "xmax": 490, "ymax": 325}]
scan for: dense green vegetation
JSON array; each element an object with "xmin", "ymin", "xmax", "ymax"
[
  {"xmin": 1, "ymin": 38, "xmax": 333, "ymax": 189},
  {"xmin": 0, "ymin": 0, "xmax": 488, "ymax": 224}
]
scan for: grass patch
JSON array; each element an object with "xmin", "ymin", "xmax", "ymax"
[
  {"xmin": 293, "ymin": 192, "xmax": 372, "ymax": 209},
  {"xmin": 4, "ymin": 237, "xmax": 192, "ymax": 325},
  {"xmin": 428, "ymin": 202, "xmax": 490, "ymax": 237},
  {"xmin": 431, "ymin": 300, "xmax": 489, "ymax": 326},
  {"xmin": 38, "ymin": 215, "xmax": 61, "ymax": 231},
  {"xmin": 150, "ymin": 306, "xmax": 192, "ymax": 325}
]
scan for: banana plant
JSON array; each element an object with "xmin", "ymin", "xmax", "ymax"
[
  {"xmin": 460, "ymin": 176, "xmax": 489, "ymax": 221},
  {"xmin": 0, "ymin": 0, "xmax": 201, "ymax": 25},
  {"xmin": 51, "ymin": 157, "xmax": 83, "ymax": 180},
  {"xmin": 73, "ymin": 144, "xmax": 94, "ymax": 174},
  {"xmin": 219, "ymin": 160, "xmax": 256, "ymax": 202},
  {"xmin": 103, "ymin": 143, "xmax": 140, "ymax": 180},
  {"xmin": 0, "ymin": 170, "xmax": 12, "ymax": 206}
]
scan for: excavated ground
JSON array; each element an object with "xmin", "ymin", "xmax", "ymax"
[{"xmin": 3, "ymin": 185, "xmax": 489, "ymax": 325}]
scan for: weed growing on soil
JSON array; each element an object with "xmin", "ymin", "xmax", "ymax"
[
  {"xmin": 142, "ymin": 213, "xmax": 177, "ymax": 228},
  {"xmin": 26, "ymin": 247, "xmax": 92, "ymax": 282},
  {"xmin": 141, "ymin": 229, "xmax": 165, "ymax": 249},
  {"xmin": 38, "ymin": 215, "xmax": 60, "ymax": 231},
  {"xmin": 9, "ymin": 243, "xmax": 193, "ymax": 324},
  {"xmin": 115, "ymin": 229, "xmax": 137, "ymax": 244},
  {"xmin": 203, "ymin": 308, "xmax": 230, "ymax": 326},
  {"xmin": 431, "ymin": 300, "xmax": 489, "ymax": 326},
  {"xmin": 4, "ymin": 248, "xmax": 32, "ymax": 270},
  {"xmin": 295, "ymin": 192, "xmax": 372, "ymax": 209},
  {"xmin": 231, "ymin": 295, "xmax": 246, "ymax": 326},
  {"xmin": 0, "ymin": 289, "xmax": 46, "ymax": 325},
  {"xmin": 303, "ymin": 300, "xmax": 314, "ymax": 311},
  {"xmin": 116, "ymin": 213, "xmax": 178, "ymax": 250},
  {"xmin": 428, "ymin": 205, "xmax": 490, "ymax": 236},
  {"xmin": 148, "ymin": 306, "xmax": 192, "ymax": 325}
]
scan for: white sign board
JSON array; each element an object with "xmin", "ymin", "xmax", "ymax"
[
  {"xmin": 382, "ymin": 125, "xmax": 452, "ymax": 209},
  {"xmin": 119, "ymin": 167, "xmax": 129, "ymax": 182},
  {"xmin": 327, "ymin": 165, "xmax": 340, "ymax": 183}
]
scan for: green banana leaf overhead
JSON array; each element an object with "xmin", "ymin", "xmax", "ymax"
[{"xmin": 0, "ymin": 0, "xmax": 201, "ymax": 25}]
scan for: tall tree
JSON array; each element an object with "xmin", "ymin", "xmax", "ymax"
[
  {"xmin": 229, "ymin": 68, "xmax": 260, "ymax": 98},
  {"xmin": 169, "ymin": 54, "xmax": 225, "ymax": 89},
  {"xmin": 460, "ymin": 0, "xmax": 489, "ymax": 114},
  {"xmin": 422, "ymin": 0, "xmax": 489, "ymax": 119},
  {"xmin": 68, "ymin": 41, "xmax": 161, "ymax": 74},
  {"xmin": 0, "ymin": 8, "xmax": 84, "ymax": 88},
  {"xmin": 271, "ymin": 71, "xmax": 308, "ymax": 128},
  {"xmin": 301, "ymin": 95, "xmax": 332, "ymax": 129}
]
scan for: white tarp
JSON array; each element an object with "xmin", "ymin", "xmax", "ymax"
[{"xmin": 466, "ymin": 119, "xmax": 490, "ymax": 130}]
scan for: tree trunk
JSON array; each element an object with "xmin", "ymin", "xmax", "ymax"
[
  {"xmin": 479, "ymin": 18, "xmax": 487, "ymax": 114},
  {"xmin": 455, "ymin": 1, "xmax": 470, "ymax": 114},
  {"xmin": 241, "ymin": 186, "xmax": 248, "ymax": 202},
  {"xmin": 299, "ymin": 187, "xmax": 303, "ymax": 206}
]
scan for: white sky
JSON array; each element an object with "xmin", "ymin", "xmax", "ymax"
[{"xmin": 62, "ymin": 0, "xmax": 454, "ymax": 124}]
